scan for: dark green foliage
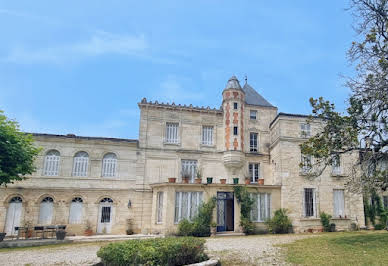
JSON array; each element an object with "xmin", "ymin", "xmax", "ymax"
[
  {"xmin": 233, "ymin": 186, "xmax": 255, "ymax": 234},
  {"xmin": 0, "ymin": 111, "xmax": 41, "ymax": 186},
  {"xmin": 97, "ymin": 237, "xmax": 208, "ymax": 266},
  {"xmin": 364, "ymin": 191, "xmax": 387, "ymax": 227},
  {"xmin": 320, "ymin": 212, "xmax": 332, "ymax": 232},
  {"xmin": 177, "ymin": 197, "xmax": 216, "ymax": 237},
  {"xmin": 265, "ymin": 208, "xmax": 293, "ymax": 234},
  {"xmin": 374, "ymin": 223, "xmax": 385, "ymax": 230}
]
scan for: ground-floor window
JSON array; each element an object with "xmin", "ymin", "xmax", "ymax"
[
  {"xmin": 333, "ymin": 189, "xmax": 345, "ymax": 217},
  {"xmin": 69, "ymin": 197, "xmax": 83, "ymax": 224},
  {"xmin": 250, "ymin": 193, "xmax": 271, "ymax": 222},
  {"xmin": 156, "ymin": 192, "xmax": 163, "ymax": 224},
  {"xmin": 174, "ymin": 191, "xmax": 203, "ymax": 223},
  {"xmin": 303, "ymin": 188, "xmax": 316, "ymax": 217}
]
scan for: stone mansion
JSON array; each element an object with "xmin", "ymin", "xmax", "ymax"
[{"xmin": 0, "ymin": 76, "xmax": 365, "ymax": 236}]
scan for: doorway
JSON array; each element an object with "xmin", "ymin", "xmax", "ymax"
[
  {"xmin": 5, "ymin": 197, "xmax": 23, "ymax": 235},
  {"xmin": 97, "ymin": 198, "xmax": 113, "ymax": 234},
  {"xmin": 216, "ymin": 192, "xmax": 234, "ymax": 232}
]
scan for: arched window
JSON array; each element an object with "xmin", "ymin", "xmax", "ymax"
[
  {"xmin": 38, "ymin": 197, "xmax": 54, "ymax": 225},
  {"xmin": 100, "ymin": 197, "xmax": 113, "ymax": 203},
  {"xmin": 72, "ymin": 151, "xmax": 89, "ymax": 177},
  {"xmin": 43, "ymin": 150, "xmax": 60, "ymax": 176},
  {"xmin": 102, "ymin": 153, "xmax": 117, "ymax": 177},
  {"xmin": 69, "ymin": 197, "xmax": 83, "ymax": 224},
  {"xmin": 5, "ymin": 197, "xmax": 23, "ymax": 235}
]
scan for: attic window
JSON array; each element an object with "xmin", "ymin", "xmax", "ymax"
[{"xmin": 233, "ymin": 102, "xmax": 238, "ymax": 110}]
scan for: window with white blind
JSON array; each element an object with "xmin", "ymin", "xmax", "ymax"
[
  {"xmin": 301, "ymin": 123, "xmax": 311, "ymax": 137},
  {"xmin": 181, "ymin": 160, "xmax": 197, "ymax": 183},
  {"xmin": 201, "ymin": 126, "xmax": 213, "ymax": 145},
  {"xmin": 303, "ymin": 188, "xmax": 316, "ymax": 217},
  {"xmin": 250, "ymin": 133, "xmax": 258, "ymax": 152},
  {"xmin": 156, "ymin": 192, "xmax": 163, "ymax": 224},
  {"xmin": 301, "ymin": 155, "xmax": 312, "ymax": 173},
  {"xmin": 332, "ymin": 155, "xmax": 341, "ymax": 175},
  {"xmin": 38, "ymin": 197, "xmax": 54, "ymax": 225},
  {"xmin": 249, "ymin": 163, "xmax": 260, "ymax": 183},
  {"xmin": 43, "ymin": 150, "xmax": 60, "ymax": 176},
  {"xmin": 72, "ymin": 151, "xmax": 89, "ymax": 177},
  {"xmin": 102, "ymin": 153, "xmax": 117, "ymax": 177},
  {"xmin": 165, "ymin": 122, "xmax": 179, "ymax": 144},
  {"xmin": 69, "ymin": 197, "xmax": 83, "ymax": 224},
  {"xmin": 174, "ymin": 192, "xmax": 203, "ymax": 223},
  {"xmin": 333, "ymin": 190, "xmax": 345, "ymax": 217},
  {"xmin": 251, "ymin": 193, "xmax": 271, "ymax": 222},
  {"xmin": 250, "ymin": 110, "xmax": 257, "ymax": 120}
]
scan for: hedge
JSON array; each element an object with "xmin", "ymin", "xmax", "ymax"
[{"xmin": 97, "ymin": 237, "xmax": 208, "ymax": 266}]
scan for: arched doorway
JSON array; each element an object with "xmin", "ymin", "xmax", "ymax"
[
  {"xmin": 97, "ymin": 198, "xmax": 113, "ymax": 234},
  {"xmin": 5, "ymin": 197, "xmax": 23, "ymax": 235},
  {"xmin": 38, "ymin": 197, "xmax": 54, "ymax": 225}
]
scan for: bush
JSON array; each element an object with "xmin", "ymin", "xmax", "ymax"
[
  {"xmin": 240, "ymin": 217, "xmax": 255, "ymax": 235},
  {"xmin": 97, "ymin": 237, "xmax": 208, "ymax": 266},
  {"xmin": 177, "ymin": 197, "xmax": 216, "ymax": 237},
  {"xmin": 265, "ymin": 208, "xmax": 293, "ymax": 234},
  {"xmin": 233, "ymin": 186, "xmax": 255, "ymax": 233},
  {"xmin": 320, "ymin": 212, "xmax": 332, "ymax": 232},
  {"xmin": 374, "ymin": 223, "xmax": 385, "ymax": 230}
]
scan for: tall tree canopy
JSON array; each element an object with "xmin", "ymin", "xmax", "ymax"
[
  {"xmin": 0, "ymin": 111, "xmax": 40, "ymax": 186},
  {"xmin": 301, "ymin": 0, "xmax": 388, "ymax": 192}
]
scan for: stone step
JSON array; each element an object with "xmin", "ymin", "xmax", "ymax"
[{"xmin": 215, "ymin": 232, "xmax": 245, "ymax": 237}]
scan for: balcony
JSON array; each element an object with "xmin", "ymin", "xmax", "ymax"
[{"xmin": 223, "ymin": 150, "xmax": 244, "ymax": 169}]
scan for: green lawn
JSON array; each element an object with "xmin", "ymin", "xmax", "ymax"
[{"xmin": 281, "ymin": 231, "xmax": 388, "ymax": 266}]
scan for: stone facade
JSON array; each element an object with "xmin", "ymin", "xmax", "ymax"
[{"xmin": 0, "ymin": 76, "xmax": 365, "ymax": 236}]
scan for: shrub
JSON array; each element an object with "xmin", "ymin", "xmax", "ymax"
[
  {"xmin": 97, "ymin": 237, "xmax": 208, "ymax": 266},
  {"xmin": 240, "ymin": 217, "xmax": 255, "ymax": 235},
  {"xmin": 177, "ymin": 197, "xmax": 216, "ymax": 237},
  {"xmin": 374, "ymin": 223, "xmax": 385, "ymax": 230},
  {"xmin": 233, "ymin": 186, "xmax": 255, "ymax": 233},
  {"xmin": 320, "ymin": 212, "xmax": 332, "ymax": 232},
  {"xmin": 265, "ymin": 208, "xmax": 292, "ymax": 234}
]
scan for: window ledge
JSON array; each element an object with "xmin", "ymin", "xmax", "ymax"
[
  {"xmin": 200, "ymin": 144, "xmax": 216, "ymax": 148},
  {"xmin": 163, "ymin": 142, "xmax": 181, "ymax": 146},
  {"xmin": 331, "ymin": 173, "xmax": 346, "ymax": 177},
  {"xmin": 300, "ymin": 218, "xmax": 320, "ymax": 221},
  {"xmin": 299, "ymin": 171, "xmax": 312, "ymax": 176}
]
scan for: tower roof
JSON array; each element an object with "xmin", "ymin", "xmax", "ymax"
[
  {"xmin": 242, "ymin": 83, "xmax": 274, "ymax": 107},
  {"xmin": 224, "ymin": 75, "xmax": 242, "ymax": 90}
]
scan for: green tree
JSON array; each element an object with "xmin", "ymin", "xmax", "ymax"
[
  {"xmin": 0, "ymin": 111, "xmax": 40, "ymax": 186},
  {"xmin": 300, "ymin": 0, "xmax": 388, "ymax": 192}
]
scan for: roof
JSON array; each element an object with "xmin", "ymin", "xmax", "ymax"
[
  {"xmin": 269, "ymin": 112, "xmax": 315, "ymax": 128},
  {"xmin": 224, "ymin": 76, "xmax": 243, "ymax": 90},
  {"xmin": 242, "ymin": 83, "xmax": 274, "ymax": 108},
  {"xmin": 30, "ymin": 133, "xmax": 138, "ymax": 143}
]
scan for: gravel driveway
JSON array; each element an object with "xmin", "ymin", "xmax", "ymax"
[{"xmin": 0, "ymin": 234, "xmax": 313, "ymax": 266}]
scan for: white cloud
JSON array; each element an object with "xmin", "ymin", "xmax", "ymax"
[
  {"xmin": 155, "ymin": 75, "xmax": 203, "ymax": 103},
  {"xmin": 4, "ymin": 31, "xmax": 148, "ymax": 64}
]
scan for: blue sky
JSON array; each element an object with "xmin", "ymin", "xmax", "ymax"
[{"xmin": 0, "ymin": 1, "xmax": 356, "ymax": 139}]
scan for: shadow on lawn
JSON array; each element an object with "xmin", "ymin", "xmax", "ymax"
[{"xmin": 330, "ymin": 232, "xmax": 388, "ymax": 248}]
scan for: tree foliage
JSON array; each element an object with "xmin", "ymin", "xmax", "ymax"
[
  {"xmin": 301, "ymin": 0, "xmax": 388, "ymax": 191},
  {"xmin": 0, "ymin": 111, "xmax": 40, "ymax": 186}
]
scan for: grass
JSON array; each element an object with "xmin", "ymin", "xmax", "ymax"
[{"xmin": 281, "ymin": 231, "xmax": 388, "ymax": 266}]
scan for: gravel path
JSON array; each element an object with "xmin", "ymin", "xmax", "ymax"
[{"xmin": 0, "ymin": 234, "xmax": 314, "ymax": 266}]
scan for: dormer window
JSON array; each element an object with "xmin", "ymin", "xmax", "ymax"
[{"xmin": 233, "ymin": 102, "xmax": 238, "ymax": 110}]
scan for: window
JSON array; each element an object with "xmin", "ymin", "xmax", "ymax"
[
  {"xmin": 250, "ymin": 110, "xmax": 257, "ymax": 120},
  {"xmin": 251, "ymin": 193, "xmax": 271, "ymax": 222},
  {"xmin": 165, "ymin": 122, "xmax": 179, "ymax": 144},
  {"xmin": 303, "ymin": 188, "xmax": 316, "ymax": 217},
  {"xmin": 43, "ymin": 150, "xmax": 60, "ymax": 176},
  {"xmin": 174, "ymin": 192, "xmax": 203, "ymax": 223},
  {"xmin": 233, "ymin": 126, "xmax": 238, "ymax": 135},
  {"xmin": 383, "ymin": 196, "xmax": 388, "ymax": 209},
  {"xmin": 233, "ymin": 102, "xmax": 238, "ymax": 109},
  {"xmin": 156, "ymin": 192, "xmax": 164, "ymax": 224},
  {"xmin": 249, "ymin": 163, "xmax": 260, "ymax": 183},
  {"xmin": 69, "ymin": 197, "xmax": 83, "ymax": 224},
  {"xmin": 301, "ymin": 155, "xmax": 312, "ymax": 173},
  {"xmin": 250, "ymin": 133, "xmax": 258, "ymax": 152},
  {"xmin": 72, "ymin": 151, "xmax": 89, "ymax": 177},
  {"xmin": 102, "ymin": 153, "xmax": 117, "ymax": 177},
  {"xmin": 181, "ymin": 160, "xmax": 197, "ymax": 183},
  {"xmin": 202, "ymin": 126, "xmax": 213, "ymax": 145},
  {"xmin": 333, "ymin": 190, "xmax": 345, "ymax": 217},
  {"xmin": 332, "ymin": 155, "xmax": 341, "ymax": 175},
  {"xmin": 301, "ymin": 123, "xmax": 311, "ymax": 137},
  {"xmin": 38, "ymin": 197, "xmax": 54, "ymax": 225}
]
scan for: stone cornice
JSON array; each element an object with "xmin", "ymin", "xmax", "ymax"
[{"xmin": 138, "ymin": 98, "xmax": 223, "ymax": 114}]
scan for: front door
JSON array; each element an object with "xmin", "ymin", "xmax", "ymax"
[
  {"xmin": 97, "ymin": 202, "xmax": 113, "ymax": 234},
  {"xmin": 217, "ymin": 192, "xmax": 234, "ymax": 232},
  {"xmin": 5, "ymin": 201, "xmax": 22, "ymax": 235}
]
